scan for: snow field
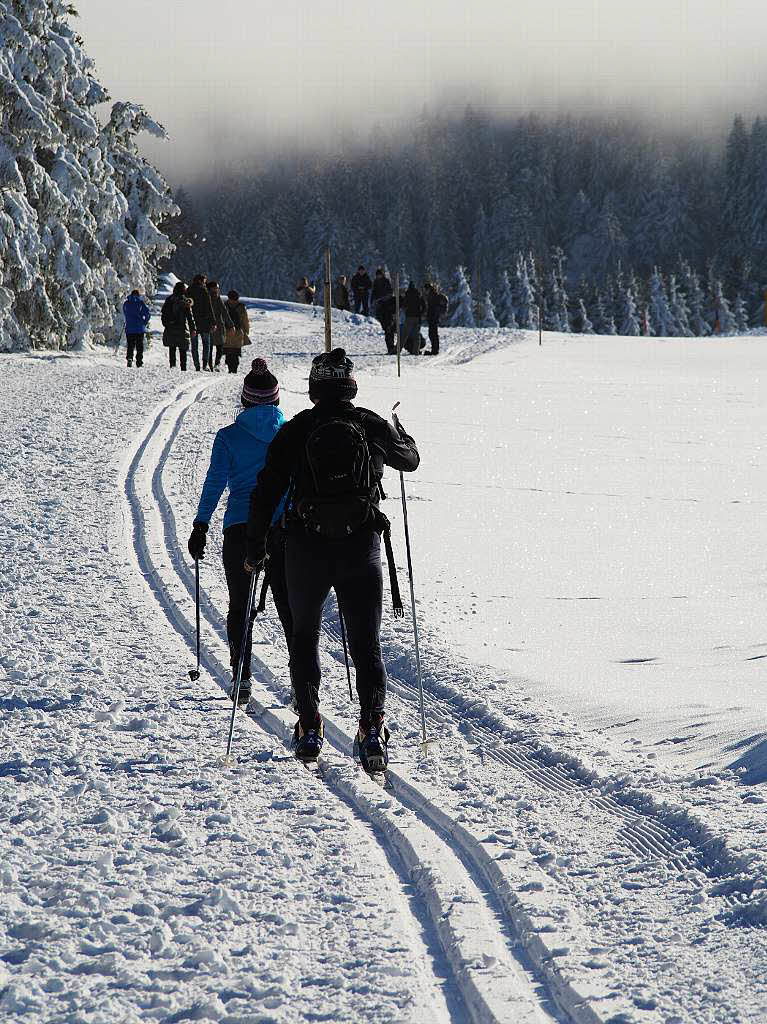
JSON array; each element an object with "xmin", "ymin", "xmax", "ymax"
[
  {"xmin": 162, "ymin": 306, "xmax": 767, "ymax": 1022},
  {"xmin": 2, "ymin": 301, "xmax": 767, "ymax": 1023}
]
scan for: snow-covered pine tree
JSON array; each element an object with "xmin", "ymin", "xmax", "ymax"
[
  {"xmin": 711, "ymin": 279, "xmax": 737, "ymax": 334},
  {"xmin": 619, "ymin": 280, "xmax": 641, "ymax": 336},
  {"xmin": 575, "ymin": 298, "xmax": 594, "ymax": 334},
  {"xmin": 0, "ymin": 0, "xmax": 175, "ymax": 350},
  {"xmin": 496, "ymin": 270, "xmax": 517, "ymax": 327},
  {"xmin": 679, "ymin": 260, "xmax": 709, "ymax": 336},
  {"xmin": 448, "ymin": 266, "xmax": 475, "ymax": 327},
  {"xmin": 648, "ymin": 267, "xmax": 675, "ymax": 337},
  {"xmin": 479, "ymin": 291, "xmax": 499, "ymax": 328},
  {"xmin": 514, "ymin": 255, "xmax": 536, "ymax": 329},
  {"xmin": 734, "ymin": 294, "xmax": 750, "ymax": 333},
  {"xmin": 668, "ymin": 274, "xmax": 693, "ymax": 337}
]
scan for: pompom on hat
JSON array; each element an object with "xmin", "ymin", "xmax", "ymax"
[
  {"xmin": 308, "ymin": 348, "xmax": 358, "ymax": 402},
  {"xmin": 241, "ymin": 358, "xmax": 279, "ymax": 406}
]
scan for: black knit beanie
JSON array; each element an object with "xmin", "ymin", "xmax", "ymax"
[
  {"xmin": 308, "ymin": 348, "xmax": 358, "ymax": 402},
  {"xmin": 242, "ymin": 358, "xmax": 279, "ymax": 406}
]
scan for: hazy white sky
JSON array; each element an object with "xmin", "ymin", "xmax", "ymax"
[{"xmin": 75, "ymin": 0, "xmax": 766, "ymax": 181}]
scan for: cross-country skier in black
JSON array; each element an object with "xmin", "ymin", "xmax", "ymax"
[
  {"xmin": 245, "ymin": 348, "xmax": 420, "ymax": 769},
  {"xmin": 424, "ymin": 281, "xmax": 448, "ymax": 355},
  {"xmin": 188, "ymin": 359, "xmax": 292, "ymax": 703}
]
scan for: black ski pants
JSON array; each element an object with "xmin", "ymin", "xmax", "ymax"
[
  {"xmin": 168, "ymin": 345, "xmax": 187, "ymax": 370},
  {"xmin": 222, "ymin": 523, "xmax": 292, "ymax": 679},
  {"xmin": 126, "ymin": 333, "xmax": 144, "ymax": 366},
  {"xmin": 353, "ymin": 291, "xmax": 370, "ymax": 316},
  {"xmin": 427, "ymin": 318, "xmax": 440, "ymax": 354},
  {"xmin": 285, "ymin": 526, "xmax": 386, "ymax": 729}
]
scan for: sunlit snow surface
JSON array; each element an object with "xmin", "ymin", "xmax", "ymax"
[{"xmin": 2, "ymin": 304, "xmax": 767, "ymax": 1024}]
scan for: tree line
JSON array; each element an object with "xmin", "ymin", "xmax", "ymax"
[{"xmin": 168, "ymin": 109, "xmax": 767, "ymax": 335}]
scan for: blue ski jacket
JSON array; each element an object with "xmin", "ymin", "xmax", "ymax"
[
  {"xmin": 195, "ymin": 404, "xmax": 286, "ymax": 530},
  {"xmin": 123, "ymin": 294, "xmax": 151, "ymax": 334}
]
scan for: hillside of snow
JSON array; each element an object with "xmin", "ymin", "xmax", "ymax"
[{"xmin": 2, "ymin": 304, "xmax": 767, "ymax": 1024}]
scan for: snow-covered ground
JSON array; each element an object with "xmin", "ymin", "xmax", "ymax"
[{"xmin": 2, "ymin": 305, "xmax": 767, "ymax": 1024}]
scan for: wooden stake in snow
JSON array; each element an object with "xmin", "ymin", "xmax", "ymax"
[
  {"xmin": 538, "ymin": 304, "xmax": 542, "ymax": 346},
  {"xmin": 324, "ymin": 248, "xmax": 332, "ymax": 352},
  {"xmin": 395, "ymin": 272, "xmax": 401, "ymax": 378}
]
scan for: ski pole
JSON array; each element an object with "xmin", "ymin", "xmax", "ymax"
[
  {"xmin": 338, "ymin": 605, "xmax": 353, "ymax": 703},
  {"xmin": 225, "ymin": 568, "xmax": 260, "ymax": 760},
  {"xmin": 391, "ymin": 403, "xmax": 433, "ymax": 753},
  {"xmin": 188, "ymin": 558, "xmax": 202, "ymax": 681}
]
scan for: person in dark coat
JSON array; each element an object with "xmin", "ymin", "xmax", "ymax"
[
  {"xmin": 245, "ymin": 348, "xmax": 420, "ymax": 767},
  {"xmin": 161, "ymin": 282, "xmax": 196, "ymax": 370},
  {"xmin": 350, "ymin": 265, "xmax": 373, "ymax": 315},
  {"xmin": 122, "ymin": 289, "xmax": 150, "ymax": 367},
  {"xmin": 424, "ymin": 281, "xmax": 448, "ymax": 355},
  {"xmin": 207, "ymin": 280, "xmax": 234, "ymax": 371},
  {"xmin": 187, "ymin": 274, "xmax": 216, "ymax": 371},
  {"xmin": 401, "ymin": 282, "xmax": 426, "ymax": 355},
  {"xmin": 188, "ymin": 360, "xmax": 290, "ymax": 703},
  {"xmin": 371, "ymin": 268, "xmax": 392, "ymax": 305},
  {"xmin": 375, "ymin": 293, "xmax": 398, "ymax": 354},
  {"xmin": 223, "ymin": 290, "xmax": 250, "ymax": 374},
  {"xmin": 334, "ymin": 275, "xmax": 350, "ymax": 311}
]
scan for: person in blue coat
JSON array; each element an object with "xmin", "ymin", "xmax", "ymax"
[
  {"xmin": 187, "ymin": 359, "xmax": 291, "ymax": 702},
  {"xmin": 123, "ymin": 290, "xmax": 151, "ymax": 367}
]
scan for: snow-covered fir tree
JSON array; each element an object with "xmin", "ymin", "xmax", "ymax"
[
  {"xmin": 734, "ymin": 294, "xmax": 750, "ymax": 333},
  {"xmin": 0, "ymin": 0, "xmax": 175, "ymax": 350},
  {"xmin": 575, "ymin": 298, "xmax": 594, "ymax": 334},
  {"xmin": 619, "ymin": 281, "xmax": 641, "ymax": 336},
  {"xmin": 679, "ymin": 260, "xmax": 709, "ymax": 336},
  {"xmin": 514, "ymin": 255, "xmax": 536, "ymax": 329},
  {"xmin": 496, "ymin": 269, "xmax": 517, "ymax": 327},
  {"xmin": 668, "ymin": 275, "xmax": 693, "ymax": 337},
  {"xmin": 711, "ymin": 279, "xmax": 737, "ymax": 334},
  {"xmin": 449, "ymin": 266, "xmax": 475, "ymax": 327},
  {"xmin": 648, "ymin": 267, "xmax": 676, "ymax": 337},
  {"xmin": 479, "ymin": 291, "xmax": 499, "ymax": 328}
]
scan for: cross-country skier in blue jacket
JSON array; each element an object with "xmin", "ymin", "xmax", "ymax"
[
  {"xmin": 187, "ymin": 358, "xmax": 291, "ymax": 703},
  {"xmin": 122, "ymin": 290, "xmax": 151, "ymax": 367}
]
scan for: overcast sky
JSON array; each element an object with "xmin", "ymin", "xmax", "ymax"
[{"xmin": 75, "ymin": 0, "xmax": 766, "ymax": 183}]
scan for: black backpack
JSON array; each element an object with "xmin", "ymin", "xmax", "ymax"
[
  {"xmin": 161, "ymin": 296, "xmax": 183, "ymax": 329},
  {"xmin": 295, "ymin": 417, "xmax": 377, "ymax": 539}
]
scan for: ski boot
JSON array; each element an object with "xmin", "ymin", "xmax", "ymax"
[
  {"xmin": 292, "ymin": 717, "xmax": 324, "ymax": 762},
  {"xmin": 355, "ymin": 715, "xmax": 390, "ymax": 773},
  {"xmin": 228, "ymin": 677, "xmax": 251, "ymax": 705}
]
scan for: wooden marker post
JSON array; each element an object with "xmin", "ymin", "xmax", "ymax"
[
  {"xmin": 395, "ymin": 271, "xmax": 402, "ymax": 378},
  {"xmin": 538, "ymin": 304, "xmax": 542, "ymax": 346},
  {"xmin": 324, "ymin": 247, "xmax": 332, "ymax": 352}
]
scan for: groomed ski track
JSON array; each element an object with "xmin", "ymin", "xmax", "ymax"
[{"xmin": 117, "ymin": 378, "xmax": 563, "ymax": 1024}]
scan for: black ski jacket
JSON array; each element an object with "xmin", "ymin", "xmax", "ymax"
[
  {"xmin": 371, "ymin": 275, "xmax": 393, "ymax": 302},
  {"xmin": 403, "ymin": 287, "xmax": 425, "ymax": 318},
  {"xmin": 247, "ymin": 401, "xmax": 419, "ymax": 556},
  {"xmin": 351, "ymin": 271, "xmax": 372, "ymax": 295}
]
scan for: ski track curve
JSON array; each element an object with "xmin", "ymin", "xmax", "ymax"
[{"xmin": 119, "ymin": 380, "xmax": 564, "ymax": 1024}]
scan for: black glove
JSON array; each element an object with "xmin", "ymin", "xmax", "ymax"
[
  {"xmin": 188, "ymin": 521, "xmax": 208, "ymax": 560},
  {"xmin": 392, "ymin": 414, "xmax": 409, "ymax": 439},
  {"xmin": 244, "ymin": 538, "xmax": 265, "ymax": 574}
]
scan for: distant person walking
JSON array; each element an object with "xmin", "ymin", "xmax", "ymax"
[
  {"xmin": 223, "ymin": 290, "xmax": 250, "ymax": 373},
  {"xmin": 371, "ymin": 267, "xmax": 393, "ymax": 306},
  {"xmin": 122, "ymin": 289, "xmax": 150, "ymax": 367},
  {"xmin": 375, "ymin": 293, "xmax": 398, "ymax": 354},
  {"xmin": 187, "ymin": 273, "xmax": 216, "ymax": 371},
  {"xmin": 188, "ymin": 359, "xmax": 290, "ymax": 703},
  {"xmin": 334, "ymin": 275, "xmax": 350, "ymax": 311},
  {"xmin": 296, "ymin": 277, "xmax": 316, "ymax": 304},
  {"xmin": 207, "ymin": 280, "xmax": 234, "ymax": 371},
  {"xmin": 402, "ymin": 281, "xmax": 426, "ymax": 355},
  {"xmin": 351, "ymin": 265, "xmax": 373, "ymax": 316},
  {"xmin": 424, "ymin": 281, "xmax": 448, "ymax": 355},
  {"xmin": 161, "ymin": 281, "xmax": 196, "ymax": 371}
]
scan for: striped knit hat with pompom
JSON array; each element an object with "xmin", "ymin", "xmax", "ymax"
[
  {"xmin": 241, "ymin": 358, "xmax": 279, "ymax": 406},
  {"xmin": 308, "ymin": 347, "xmax": 358, "ymax": 402}
]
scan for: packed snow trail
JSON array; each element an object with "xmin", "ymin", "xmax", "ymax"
[{"xmin": 0, "ymin": 355, "xmax": 458, "ymax": 1024}]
